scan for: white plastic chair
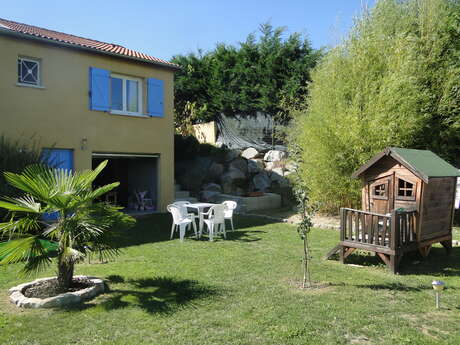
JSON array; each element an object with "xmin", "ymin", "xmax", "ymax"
[
  {"xmin": 222, "ymin": 200, "xmax": 237, "ymax": 231},
  {"xmin": 202, "ymin": 204, "xmax": 226, "ymax": 241},
  {"xmin": 172, "ymin": 200, "xmax": 191, "ymax": 207},
  {"xmin": 167, "ymin": 204, "xmax": 197, "ymax": 241}
]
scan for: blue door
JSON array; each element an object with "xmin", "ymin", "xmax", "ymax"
[
  {"xmin": 41, "ymin": 148, "xmax": 74, "ymax": 170},
  {"xmin": 41, "ymin": 149, "xmax": 74, "ymax": 221}
]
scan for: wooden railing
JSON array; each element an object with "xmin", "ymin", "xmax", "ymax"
[
  {"xmin": 394, "ymin": 209, "xmax": 417, "ymax": 247},
  {"xmin": 340, "ymin": 208, "xmax": 417, "ymax": 250}
]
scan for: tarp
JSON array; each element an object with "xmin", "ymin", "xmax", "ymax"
[{"xmin": 215, "ymin": 113, "xmax": 286, "ymax": 151}]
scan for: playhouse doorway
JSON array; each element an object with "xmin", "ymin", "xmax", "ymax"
[{"xmin": 368, "ymin": 176, "xmax": 393, "ymax": 214}]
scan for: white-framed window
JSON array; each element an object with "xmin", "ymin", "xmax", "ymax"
[
  {"xmin": 110, "ymin": 74, "xmax": 143, "ymax": 115},
  {"xmin": 17, "ymin": 57, "xmax": 41, "ymax": 86}
]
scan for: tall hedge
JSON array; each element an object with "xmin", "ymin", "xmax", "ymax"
[
  {"xmin": 291, "ymin": 0, "xmax": 460, "ymax": 214},
  {"xmin": 172, "ymin": 23, "xmax": 321, "ymax": 125}
]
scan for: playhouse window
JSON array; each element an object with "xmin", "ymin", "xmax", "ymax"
[
  {"xmin": 397, "ymin": 178, "xmax": 415, "ymax": 200},
  {"xmin": 373, "ymin": 184, "xmax": 386, "ymax": 197}
]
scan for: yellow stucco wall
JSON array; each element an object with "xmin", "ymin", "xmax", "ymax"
[{"xmin": 0, "ymin": 34, "xmax": 175, "ymax": 211}]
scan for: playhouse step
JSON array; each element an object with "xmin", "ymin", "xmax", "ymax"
[
  {"xmin": 175, "ymin": 190, "xmax": 190, "ymax": 198},
  {"xmin": 174, "ymin": 197, "xmax": 198, "ymax": 203}
]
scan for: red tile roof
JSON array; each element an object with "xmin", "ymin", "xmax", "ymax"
[{"xmin": 0, "ymin": 18, "xmax": 179, "ymax": 69}]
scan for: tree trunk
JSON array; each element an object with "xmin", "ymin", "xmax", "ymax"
[
  {"xmin": 302, "ymin": 234, "xmax": 311, "ymax": 288},
  {"xmin": 57, "ymin": 258, "xmax": 74, "ymax": 290}
]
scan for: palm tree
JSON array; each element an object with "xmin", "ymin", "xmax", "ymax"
[{"xmin": 0, "ymin": 161, "xmax": 134, "ymax": 290}]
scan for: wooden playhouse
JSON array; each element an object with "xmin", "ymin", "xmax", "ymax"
[{"xmin": 326, "ymin": 147, "xmax": 459, "ymax": 273}]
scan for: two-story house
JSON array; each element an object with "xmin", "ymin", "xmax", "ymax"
[{"xmin": 0, "ymin": 18, "xmax": 179, "ymax": 212}]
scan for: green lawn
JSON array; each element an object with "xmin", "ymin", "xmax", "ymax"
[{"xmin": 1, "ymin": 215, "xmax": 459, "ymax": 345}]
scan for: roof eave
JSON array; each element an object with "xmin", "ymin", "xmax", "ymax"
[
  {"xmin": 388, "ymin": 149, "xmax": 430, "ymax": 183},
  {"xmin": 351, "ymin": 148, "xmax": 430, "ymax": 183},
  {"xmin": 0, "ymin": 27, "xmax": 181, "ymax": 71}
]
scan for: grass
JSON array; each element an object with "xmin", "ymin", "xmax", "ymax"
[{"xmin": 1, "ymin": 214, "xmax": 460, "ymax": 345}]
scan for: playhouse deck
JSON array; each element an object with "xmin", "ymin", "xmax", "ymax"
[{"xmin": 325, "ymin": 208, "xmax": 452, "ymax": 273}]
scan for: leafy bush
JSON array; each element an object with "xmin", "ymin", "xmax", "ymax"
[
  {"xmin": 174, "ymin": 135, "xmax": 228, "ymax": 163},
  {"xmin": 290, "ymin": 0, "xmax": 460, "ymax": 214},
  {"xmin": 174, "ymin": 134, "xmax": 201, "ymax": 161},
  {"xmin": 0, "ymin": 135, "xmax": 43, "ymax": 205}
]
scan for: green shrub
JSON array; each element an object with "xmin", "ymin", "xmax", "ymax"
[
  {"xmin": 0, "ymin": 135, "xmax": 43, "ymax": 202},
  {"xmin": 174, "ymin": 134, "xmax": 200, "ymax": 161},
  {"xmin": 290, "ymin": 0, "xmax": 460, "ymax": 214},
  {"xmin": 174, "ymin": 134, "xmax": 228, "ymax": 163}
]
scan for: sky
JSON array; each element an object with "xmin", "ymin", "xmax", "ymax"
[{"xmin": 1, "ymin": 0, "xmax": 376, "ymax": 61}]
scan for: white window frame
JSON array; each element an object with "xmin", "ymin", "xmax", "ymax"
[
  {"xmin": 110, "ymin": 74, "xmax": 143, "ymax": 116},
  {"xmin": 17, "ymin": 57, "xmax": 41, "ymax": 87}
]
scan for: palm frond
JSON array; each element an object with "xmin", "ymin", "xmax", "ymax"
[
  {"xmin": 0, "ymin": 194, "xmax": 41, "ymax": 213},
  {"xmin": 4, "ymin": 164, "xmax": 55, "ymax": 202},
  {"xmin": 73, "ymin": 160, "xmax": 108, "ymax": 188},
  {"xmin": 0, "ymin": 237, "xmax": 51, "ymax": 271},
  {"xmin": 71, "ymin": 182, "xmax": 119, "ymax": 207},
  {"xmin": 0, "ymin": 216, "xmax": 42, "ymax": 237}
]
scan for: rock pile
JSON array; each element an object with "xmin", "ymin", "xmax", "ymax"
[{"xmin": 175, "ymin": 147, "xmax": 295, "ymax": 203}]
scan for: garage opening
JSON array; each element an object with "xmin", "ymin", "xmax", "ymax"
[{"xmin": 92, "ymin": 153, "xmax": 159, "ymax": 214}]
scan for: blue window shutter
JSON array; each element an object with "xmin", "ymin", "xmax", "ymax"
[
  {"xmin": 147, "ymin": 78, "xmax": 164, "ymax": 117},
  {"xmin": 89, "ymin": 67, "xmax": 110, "ymax": 111}
]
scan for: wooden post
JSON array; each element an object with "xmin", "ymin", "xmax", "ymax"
[
  {"xmin": 339, "ymin": 208, "xmax": 346, "ymax": 264},
  {"xmin": 390, "ymin": 210, "xmax": 400, "ymax": 273},
  {"xmin": 390, "ymin": 255, "xmax": 400, "ymax": 274},
  {"xmin": 440, "ymin": 240, "xmax": 452, "ymax": 255},
  {"xmin": 340, "ymin": 208, "xmax": 346, "ymax": 241}
]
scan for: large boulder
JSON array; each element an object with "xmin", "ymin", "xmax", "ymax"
[
  {"xmin": 202, "ymin": 183, "xmax": 222, "ymax": 193},
  {"xmin": 248, "ymin": 159, "xmax": 264, "ymax": 174},
  {"xmin": 225, "ymin": 149, "xmax": 240, "ymax": 162},
  {"xmin": 264, "ymin": 161, "xmax": 276, "ymax": 171},
  {"xmin": 270, "ymin": 167, "xmax": 284, "ymax": 177},
  {"xmin": 264, "ymin": 150, "xmax": 287, "ymax": 162},
  {"xmin": 176, "ymin": 156, "xmax": 214, "ymax": 193},
  {"xmin": 241, "ymin": 147, "xmax": 259, "ymax": 160},
  {"xmin": 253, "ymin": 172, "xmax": 271, "ymax": 192},
  {"xmin": 220, "ymin": 168, "xmax": 246, "ymax": 194},
  {"xmin": 199, "ymin": 190, "xmax": 221, "ymax": 203},
  {"xmin": 270, "ymin": 169, "xmax": 290, "ymax": 187},
  {"xmin": 229, "ymin": 157, "xmax": 248, "ymax": 174},
  {"xmin": 207, "ymin": 162, "xmax": 224, "ymax": 180}
]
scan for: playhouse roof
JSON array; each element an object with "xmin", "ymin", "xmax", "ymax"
[{"xmin": 352, "ymin": 147, "xmax": 460, "ymax": 183}]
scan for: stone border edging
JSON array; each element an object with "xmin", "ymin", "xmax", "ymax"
[{"xmin": 9, "ymin": 275, "xmax": 105, "ymax": 308}]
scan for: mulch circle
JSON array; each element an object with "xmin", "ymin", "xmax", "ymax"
[{"xmin": 23, "ymin": 277, "xmax": 93, "ymax": 299}]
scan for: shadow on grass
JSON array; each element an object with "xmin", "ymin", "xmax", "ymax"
[
  {"xmin": 402, "ymin": 247, "xmax": 460, "ymax": 276},
  {"xmin": 115, "ymin": 213, "xmax": 278, "ymax": 248},
  {"xmin": 64, "ymin": 275, "xmax": 220, "ymax": 314},
  {"xmin": 330, "ymin": 247, "xmax": 460, "ymax": 276},
  {"xmin": 354, "ymin": 282, "xmax": 431, "ymax": 292},
  {"xmin": 191, "ymin": 229, "xmax": 266, "ymax": 243}
]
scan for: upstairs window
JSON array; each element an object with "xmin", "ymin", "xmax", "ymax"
[
  {"xmin": 89, "ymin": 67, "xmax": 164, "ymax": 117},
  {"xmin": 110, "ymin": 74, "xmax": 142, "ymax": 115},
  {"xmin": 397, "ymin": 178, "xmax": 416, "ymax": 200},
  {"xmin": 18, "ymin": 57, "xmax": 40, "ymax": 86}
]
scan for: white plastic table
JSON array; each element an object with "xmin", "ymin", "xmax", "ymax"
[{"xmin": 186, "ymin": 202, "xmax": 216, "ymax": 235}]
